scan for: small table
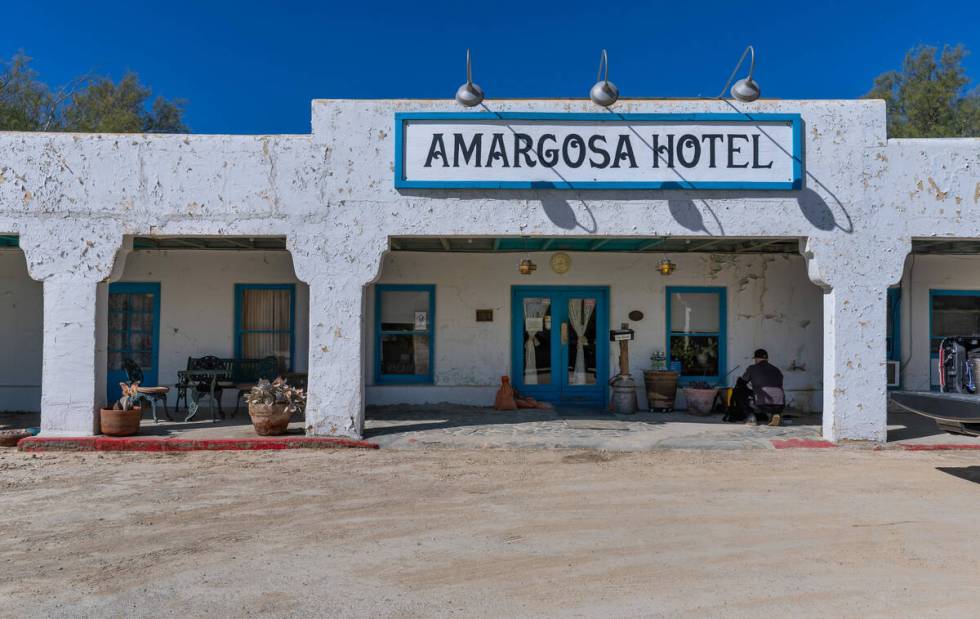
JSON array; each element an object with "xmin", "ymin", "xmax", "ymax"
[{"xmin": 178, "ymin": 369, "xmax": 230, "ymax": 422}]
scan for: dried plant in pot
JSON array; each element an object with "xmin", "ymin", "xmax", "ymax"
[
  {"xmin": 245, "ymin": 378, "xmax": 306, "ymax": 436},
  {"xmin": 100, "ymin": 383, "xmax": 143, "ymax": 436}
]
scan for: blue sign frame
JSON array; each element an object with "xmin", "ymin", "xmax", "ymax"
[{"xmin": 394, "ymin": 112, "xmax": 804, "ymax": 191}]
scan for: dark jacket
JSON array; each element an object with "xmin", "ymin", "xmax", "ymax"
[{"xmin": 742, "ymin": 361, "xmax": 785, "ymax": 407}]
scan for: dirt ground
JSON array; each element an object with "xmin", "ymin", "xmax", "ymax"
[{"xmin": 1, "ymin": 448, "xmax": 979, "ymax": 618}]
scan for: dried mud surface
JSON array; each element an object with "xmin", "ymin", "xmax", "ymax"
[{"xmin": 1, "ymin": 448, "xmax": 979, "ymax": 617}]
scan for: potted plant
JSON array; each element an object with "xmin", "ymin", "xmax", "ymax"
[
  {"xmin": 245, "ymin": 378, "xmax": 306, "ymax": 436},
  {"xmin": 643, "ymin": 350, "xmax": 678, "ymax": 411},
  {"xmin": 100, "ymin": 382, "xmax": 143, "ymax": 436}
]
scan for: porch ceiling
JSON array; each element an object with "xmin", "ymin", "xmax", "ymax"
[
  {"xmin": 132, "ymin": 237, "xmax": 287, "ymax": 251},
  {"xmin": 389, "ymin": 237, "xmax": 802, "ymax": 254}
]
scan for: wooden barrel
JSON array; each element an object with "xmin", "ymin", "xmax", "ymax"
[{"xmin": 644, "ymin": 370, "xmax": 679, "ymax": 411}]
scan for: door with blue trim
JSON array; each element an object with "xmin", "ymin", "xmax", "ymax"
[
  {"xmin": 107, "ymin": 283, "xmax": 161, "ymax": 404},
  {"xmin": 512, "ymin": 286, "xmax": 608, "ymax": 406}
]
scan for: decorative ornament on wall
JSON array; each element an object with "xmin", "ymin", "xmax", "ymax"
[{"xmin": 550, "ymin": 252, "xmax": 572, "ymax": 275}]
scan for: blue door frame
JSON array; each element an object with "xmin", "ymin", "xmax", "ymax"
[
  {"xmin": 107, "ymin": 282, "xmax": 161, "ymax": 404},
  {"xmin": 511, "ymin": 286, "xmax": 609, "ymax": 406}
]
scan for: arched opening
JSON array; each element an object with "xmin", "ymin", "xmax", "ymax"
[
  {"xmin": 362, "ymin": 236, "xmax": 824, "ymax": 446},
  {"xmin": 0, "ymin": 235, "xmax": 43, "ymax": 433},
  {"xmin": 105, "ymin": 236, "xmax": 310, "ymax": 436}
]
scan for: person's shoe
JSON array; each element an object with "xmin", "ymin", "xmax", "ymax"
[
  {"xmin": 768, "ymin": 414, "xmax": 781, "ymax": 427},
  {"xmin": 745, "ymin": 415, "xmax": 757, "ymax": 426}
]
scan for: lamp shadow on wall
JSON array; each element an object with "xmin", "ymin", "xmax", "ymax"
[{"xmin": 540, "ymin": 197, "xmax": 597, "ymax": 232}]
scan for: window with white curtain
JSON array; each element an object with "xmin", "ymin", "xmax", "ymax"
[{"xmin": 235, "ymin": 284, "xmax": 295, "ymax": 372}]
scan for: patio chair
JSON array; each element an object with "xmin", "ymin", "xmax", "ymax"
[{"xmin": 122, "ymin": 358, "xmax": 171, "ymax": 423}]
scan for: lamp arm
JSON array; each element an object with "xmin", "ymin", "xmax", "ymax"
[
  {"xmin": 596, "ymin": 49, "xmax": 609, "ymax": 84},
  {"xmin": 717, "ymin": 45, "xmax": 755, "ymax": 99}
]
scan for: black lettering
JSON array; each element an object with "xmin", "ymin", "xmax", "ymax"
[
  {"xmin": 453, "ymin": 133, "xmax": 482, "ymax": 167},
  {"xmin": 486, "ymin": 132, "xmax": 509, "ymax": 167},
  {"xmin": 588, "ymin": 135, "xmax": 610, "ymax": 168},
  {"xmin": 727, "ymin": 134, "xmax": 749, "ymax": 168},
  {"xmin": 513, "ymin": 133, "xmax": 536, "ymax": 168},
  {"xmin": 423, "ymin": 133, "xmax": 448, "ymax": 168},
  {"xmin": 562, "ymin": 134, "xmax": 586, "ymax": 168},
  {"xmin": 751, "ymin": 134, "xmax": 774, "ymax": 169},
  {"xmin": 538, "ymin": 134, "xmax": 559, "ymax": 167},
  {"xmin": 611, "ymin": 134, "xmax": 637, "ymax": 168},
  {"xmin": 701, "ymin": 134, "xmax": 723, "ymax": 168},
  {"xmin": 651, "ymin": 134, "xmax": 673, "ymax": 168},
  {"xmin": 676, "ymin": 134, "xmax": 701, "ymax": 168}
]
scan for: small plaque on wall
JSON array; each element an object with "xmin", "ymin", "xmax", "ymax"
[{"xmin": 476, "ymin": 309, "xmax": 493, "ymax": 322}]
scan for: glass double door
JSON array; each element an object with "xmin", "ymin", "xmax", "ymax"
[{"xmin": 511, "ymin": 286, "xmax": 608, "ymax": 406}]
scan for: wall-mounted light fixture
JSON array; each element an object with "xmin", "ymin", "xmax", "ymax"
[
  {"xmin": 656, "ymin": 257, "xmax": 677, "ymax": 276},
  {"xmin": 455, "ymin": 49, "xmax": 485, "ymax": 107},
  {"xmin": 719, "ymin": 45, "xmax": 761, "ymax": 102},
  {"xmin": 589, "ymin": 49, "xmax": 619, "ymax": 107}
]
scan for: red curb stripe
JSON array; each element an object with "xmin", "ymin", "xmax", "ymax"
[
  {"xmin": 900, "ymin": 443, "xmax": 980, "ymax": 451},
  {"xmin": 771, "ymin": 438, "xmax": 836, "ymax": 449},
  {"xmin": 17, "ymin": 436, "xmax": 379, "ymax": 452}
]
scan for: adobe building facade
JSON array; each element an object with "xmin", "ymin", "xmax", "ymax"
[{"xmin": 0, "ymin": 98, "xmax": 977, "ymax": 443}]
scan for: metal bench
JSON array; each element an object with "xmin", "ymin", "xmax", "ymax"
[{"xmin": 175, "ymin": 355, "xmax": 279, "ymax": 418}]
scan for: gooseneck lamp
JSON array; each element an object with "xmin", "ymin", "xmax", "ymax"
[
  {"xmin": 589, "ymin": 49, "xmax": 619, "ymax": 107},
  {"xmin": 719, "ymin": 45, "xmax": 761, "ymax": 102},
  {"xmin": 455, "ymin": 49, "xmax": 485, "ymax": 107}
]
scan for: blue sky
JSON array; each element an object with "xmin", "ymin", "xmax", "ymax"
[{"xmin": 2, "ymin": 1, "xmax": 978, "ymax": 134}]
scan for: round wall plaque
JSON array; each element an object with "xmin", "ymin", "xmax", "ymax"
[
  {"xmin": 628, "ymin": 310, "xmax": 644, "ymax": 321},
  {"xmin": 549, "ymin": 252, "xmax": 572, "ymax": 274}
]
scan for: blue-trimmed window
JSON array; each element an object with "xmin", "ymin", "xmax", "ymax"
[
  {"xmin": 375, "ymin": 284, "xmax": 435, "ymax": 384},
  {"xmin": 929, "ymin": 289, "xmax": 980, "ymax": 387},
  {"xmin": 666, "ymin": 287, "xmax": 727, "ymax": 384},
  {"xmin": 235, "ymin": 284, "xmax": 296, "ymax": 373}
]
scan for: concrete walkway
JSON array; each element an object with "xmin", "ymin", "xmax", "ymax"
[
  {"xmin": 3, "ymin": 406, "xmax": 979, "ymax": 450},
  {"xmin": 364, "ymin": 404, "xmax": 824, "ymax": 450}
]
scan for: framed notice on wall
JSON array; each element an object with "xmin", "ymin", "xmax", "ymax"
[{"xmin": 394, "ymin": 112, "xmax": 803, "ymax": 190}]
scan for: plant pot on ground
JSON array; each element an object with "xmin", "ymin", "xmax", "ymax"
[
  {"xmin": 245, "ymin": 378, "xmax": 306, "ymax": 436},
  {"xmin": 643, "ymin": 370, "xmax": 679, "ymax": 412},
  {"xmin": 682, "ymin": 381, "xmax": 718, "ymax": 416},
  {"xmin": 100, "ymin": 382, "xmax": 143, "ymax": 436}
]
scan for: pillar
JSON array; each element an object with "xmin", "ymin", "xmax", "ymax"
[
  {"xmin": 288, "ymin": 231, "xmax": 387, "ymax": 439},
  {"xmin": 802, "ymin": 236, "xmax": 910, "ymax": 442},
  {"xmin": 21, "ymin": 225, "xmax": 124, "ymax": 436}
]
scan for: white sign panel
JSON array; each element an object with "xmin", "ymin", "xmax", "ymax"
[{"xmin": 395, "ymin": 113, "xmax": 802, "ymax": 190}]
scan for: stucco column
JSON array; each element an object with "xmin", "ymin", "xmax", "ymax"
[
  {"xmin": 21, "ymin": 225, "xmax": 124, "ymax": 436},
  {"xmin": 288, "ymin": 230, "xmax": 386, "ymax": 439},
  {"xmin": 802, "ymin": 236, "xmax": 909, "ymax": 442}
]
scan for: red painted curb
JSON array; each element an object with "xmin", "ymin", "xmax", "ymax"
[
  {"xmin": 17, "ymin": 435, "xmax": 379, "ymax": 452},
  {"xmin": 771, "ymin": 438, "xmax": 836, "ymax": 449},
  {"xmin": 900, "ymin": 443, "xmax": 980, "ymax": 451}
]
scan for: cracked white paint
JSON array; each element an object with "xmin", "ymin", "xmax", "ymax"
[{"xmin": 0, "ymin": 99, "xmax": 977, "ymax": 442}]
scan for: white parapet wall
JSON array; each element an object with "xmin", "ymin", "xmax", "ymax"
[{"xmin": 0, "ymin": 98, "xmax": 976, "ymax": 441}]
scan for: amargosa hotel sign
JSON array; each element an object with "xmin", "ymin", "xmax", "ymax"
[{"xmin": 395, "ymin": 112, "xmax": 802, "ymax": 190}]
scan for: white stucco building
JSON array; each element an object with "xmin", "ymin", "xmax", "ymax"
[{"xmin": 0, "ymin": 98, "xmax": 977, "ymax": 443}]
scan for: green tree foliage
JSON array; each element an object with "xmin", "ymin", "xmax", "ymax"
[
  {"xmin": 0, "ymin": 53, "xmax": 187, "ymax": 133},
  {"xmin": 866, "ymin": 44, "xmax": 980, "ymax": 138}
]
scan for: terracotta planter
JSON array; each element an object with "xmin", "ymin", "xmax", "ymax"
[
  {"xmin": 643, "ymin": 370, "xmax": 679, "ymax": 411},
  {"xmin": 248, "ymin": 403, "xmax": 292, "ymax": 436},
  {"xmin": 0, "ymin": 429, "xmax": 31, "ymax": 447},
  {"xmin": 100, "ymin": 407, "xmax": 142, "ymax": 436},
  {"xmin": 682, "ymin": 388, "xmax": 718, "ymax": 416}
]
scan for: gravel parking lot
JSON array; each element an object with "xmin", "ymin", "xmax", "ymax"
[{"xmin": 2, "ymin": 447, "xmax": 979, "ymax": 617}]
